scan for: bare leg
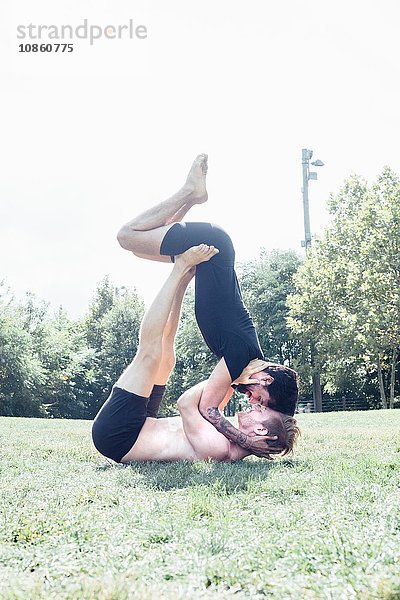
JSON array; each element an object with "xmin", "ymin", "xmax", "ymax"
[
  {"xmin": 155, "ymin": 267, "xmax": 195, "ymax": 385},
  {"xmin": 115, "ymin": 245, "xmax": 218, "ymax": 397},
  {"xmin": 117, "ymin": 154, "xmax": 208, "ymax": 258}
]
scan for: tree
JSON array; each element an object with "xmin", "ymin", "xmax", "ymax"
[
  {"xmin": 0, "ymin": 278, "xmax": 145, "ymax": 420},
  {"xmin": 83, "ymin": 277, "xmax": 145, "ymax": 417},
  {"xmin": 1, "ymin": 291, "xmax": 94, "ymax": 419},
  {"xmin": 34, "ymin": 309, "xmax": 96, "ymax": 419},
  {"xmin": 0, "ymin": 286, "xmax": 45, "ymax": 416},
  {"xmin": 288, "ymin": 168, "xmax": 400, "ymax": 407},
  {"xmin": 239, "ymin": 248, "xmax": 304, "ymax": 366}
]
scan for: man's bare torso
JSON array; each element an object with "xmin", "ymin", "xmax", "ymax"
[{"xmin": 120, "ymin": 415, "xmax": 247, "ymax": 463}]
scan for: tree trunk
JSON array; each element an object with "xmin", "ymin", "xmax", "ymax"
[
  {"xmin": 389, "ymin": 347, "xmax": 397, "ymax": 409},
  {"xmin": 310, "ymin": 342, "xmax": 323, "ymax": 412},
  {"xmin": 377, "ymin": 353, "xmax": 388, "ymax": 409},
  {"xmin": 312, "ymin": 371, "xmax": 323, "ymax": 412},
  {"xmin": 279, "ymin": 346, "xmax": 284, "ymax": 365}
]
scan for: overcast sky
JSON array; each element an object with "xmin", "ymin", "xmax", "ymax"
[{"xmin": 1, "ymin": 0, "xmax": 400, "ymax": 317}]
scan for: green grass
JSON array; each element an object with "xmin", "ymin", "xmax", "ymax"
[{"xmin": 1, "ymin": 411, "xmax": 400, "ymax": 599}]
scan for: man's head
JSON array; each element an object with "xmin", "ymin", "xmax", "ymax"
[
  {"xmin": 237, "ymin": 404, "xmax": 300, "ymax": 457},
  {"xmin": 235, "ymin": 363, "xmax": 299, "ymax": 416}
]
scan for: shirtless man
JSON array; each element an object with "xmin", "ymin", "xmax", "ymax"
[
  {"xmin": 91, "ymin": 245, "xmax": 299, "ymax": 463},
  {"xmin": 116, "ymin": 154, "xmax": 299, "ymax": 458}
]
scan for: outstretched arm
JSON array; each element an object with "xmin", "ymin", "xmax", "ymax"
[{"xmin": 198, "ymin": 359, "xmax": 284, "ymax": 457}]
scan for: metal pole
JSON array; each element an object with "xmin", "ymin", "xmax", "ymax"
[
  {"xmin": 301, "ymin": 148, "xmax": 322, "ymax": 412},
  {"xmin": 301, "ymin": 148, "xmax": 312, "ymax": 252}
]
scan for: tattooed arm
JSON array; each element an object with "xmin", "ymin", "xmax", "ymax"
[
  {"xmin": 205, "ymin": 407, "xmax": 282, "ymax": 457},
  {"xmin": 205, "ymin": 407, "xmax": 253, "ymax": 448}
]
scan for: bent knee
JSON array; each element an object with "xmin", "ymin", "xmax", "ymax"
[
  {"xmin": 208, "ymin": 225, "xmax": 234, "ymax": 258},
  {"xmin": 117, "ymin": 224, "xmax": 145, "ymax": 251},
  {"xmin": 117, "ymin": 225, "xmax": 133, "ymax": 250}
]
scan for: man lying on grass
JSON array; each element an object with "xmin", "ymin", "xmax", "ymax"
[{"xmin": 92, "ymin": 245, "xmax": 300, "ymax": 463}]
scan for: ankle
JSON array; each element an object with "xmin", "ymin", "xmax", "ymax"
[
  {"xmin": 172, "ymin": 260, "xmax": 187, "ymax": 277},
  {"xmin": 180, "ymin": 183, "xmax": 196, "ymax": 200}
]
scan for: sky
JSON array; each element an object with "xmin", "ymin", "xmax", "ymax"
[{"xmin": 1, "ymin": 0, "xmax": 400, "ymax": 317}]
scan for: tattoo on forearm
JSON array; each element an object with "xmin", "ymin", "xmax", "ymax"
[{"xmin": 206, "ymin": 407, "xmax": 252, "ymax": 449}]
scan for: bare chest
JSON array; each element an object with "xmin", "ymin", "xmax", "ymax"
[{"xmin": 122, "ymin": 416, "xmax": 198, "ymax": 462}]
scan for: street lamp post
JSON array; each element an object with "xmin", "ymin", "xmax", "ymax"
[
  {"xmin": 301, "ymin": 149, "xmax": 324, "ymax": 251},
  {"xmin": 301, "ymin": 148, "xmax": 324, "ymax": 412}
]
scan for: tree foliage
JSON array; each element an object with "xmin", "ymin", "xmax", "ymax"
[
  {"xmin": 239, "ymin": 249, "xmax": 303, "ymax": 365},
  {"xmin": 83, "ymin": 277, "xmax": 145, "ymax": 417},
  {"xmin": 0, "ymin": 287, "xmax": 45, "ymax": 416},
  {"xmin": 288, "ymin": 167, "xmax": 400, "ymax": 407},
  {"xmin": 0, "ymin": 278, "xmax": 144, "ymax": 419}
]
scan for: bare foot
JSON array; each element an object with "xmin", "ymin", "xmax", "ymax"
[
  {"xmin": 183, "ymin": 154, "xmax": 208, "ymax": 204},
  {"xmin": 175, "ymin": 244, "xmax": 219, "ymax": 272}
]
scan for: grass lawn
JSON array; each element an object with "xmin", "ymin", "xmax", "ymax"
[{"xmin": 1, "ymin": 410, "xmax": 400, "ymax": 599}]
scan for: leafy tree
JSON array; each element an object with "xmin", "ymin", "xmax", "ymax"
[
  {"xmin": 288, "ymin": 168, "xmax": 400, "ymax": 407},
  {"xmin": 0, "ymin": 290, "xmax": 92, "ymax": 418},
  {"xmin": 0, "ymin": 278, "xmax": 145, "ymax": 419},
  {"xmin": 83, "ymin": 277, "xmax": 145, "ymax": 417},
  {"xmin": 0, "ymin": 286, "xmax": 45, "ymax": 416},
  {"xmin": 239, "ymin": 249, "xmax": 303, "ymax": 366},
  {"xmin": 34, "ymin": 309, "xmax": 96, "ymax": 419}
]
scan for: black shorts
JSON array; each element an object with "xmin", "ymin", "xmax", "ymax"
[
  {"xmin": 160, "ymin": 222, "xmax": 234, "ymax": 265},
  {"xmin": 92, "ymin": 385, "xmax": 166, "ymax": 463}
]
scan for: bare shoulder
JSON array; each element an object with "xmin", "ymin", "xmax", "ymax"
[{"xmin": 179, "ymin": 405, "xmax": 232, "ymax": 461}]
